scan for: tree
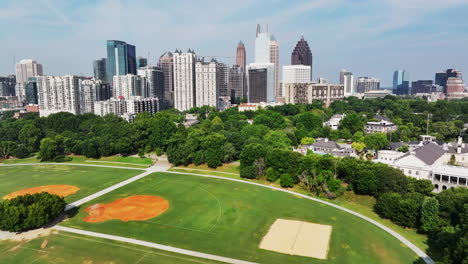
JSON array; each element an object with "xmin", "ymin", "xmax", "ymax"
[
  {"xmin": 300, "ymin": 137, "xmax": 315, "ymax": 145},
  {"xmin": 295, "ymin": 112, "xmax": 322, "ymax": 131},
  {"xmin": 264, "ymin": 131, "xmax": 292, "ymax": 149},
  {"xmin": 351, "ymin": 142, "xmax": 366, "ymax": 154},
  {"xmin": 0, "ymin": 141, "xmax": 16, "ymax": 159},
  {"xmin": 397, "ymin": 145, "xmax": 409, "ymax": 153},
  {"xmin": 280, "ymin": 173, "xmax": 294, "ymax": 188},
  {"xmin": 339, "ymin": 113, "xmax": 364, "ymax": 134},
  {"xmin": 0, "ymin": 193, "xmax": 66, "ymax": 232},
  {"xmin": 39, "ymin": 138, "xmax": 58, "ymax": 161},
  {"xmin": 222, "ymin": 143, "xmax": 236, "ymax": 163},
  {"xmin": 364, "ymin": 132, "xmax": 389, "ymax": 150},
  {"xmin": 448, "ymin": 154, "xmax": 456, "ymax": 165},
  {"xmin": 420, "ymin": 197, "xmax": 441, "ymax": 233},
  {"xmin": 18, "ymin": 124, "xmax": 41, "ymax": 152},
  {"xmin": 253, "ymin": 111, "xmax": 286, "ymax": 129},
  {"xmin": 352, "ymin": 131, "xmax": 364, "ymax": 142}
]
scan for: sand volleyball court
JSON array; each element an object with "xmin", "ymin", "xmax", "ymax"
[
  {"xmin": 5, "ymin": 185, "xmax": 80, "ymax": 199},
  {"xmin": 259, "ymin": 219, "xmax": 332, "ymax": 259},
  {"xmin": 84, "ymin": 195, "xmax": 169, "ymax": 223}
]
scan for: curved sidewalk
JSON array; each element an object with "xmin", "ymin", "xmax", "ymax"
[{"xmin": 165, "ymin": 171, "xmax": 435, "ymax": 264}]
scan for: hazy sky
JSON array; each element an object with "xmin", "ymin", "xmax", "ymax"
[{"xmin": 1, "ymin": 0, "xmax": 468, "ymax": 86}]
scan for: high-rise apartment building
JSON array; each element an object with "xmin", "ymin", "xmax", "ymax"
[
  {"xmin": 269, "ymin": 36, "xmax": 280, "ymax": 97},
  {"xmin": 158, "ymin": 52, "xmax": 174, "ymax": 108},
  {"xmin": 173, "ymin": 49, "xmax": 196, "ymax": 111},
  {"xmin": 195, "ymin": 59, "xmax": 218, "ymax": 107},
  {"xmin": 93, "ymin": 58, "xmax": 107, "ymax": 82},
  {"xmin": 15, "ymin": 59, "xmax": 43, "ymax": 101},
  {"xmin": 113, "ymin": 74, "xmax": 147, "ymax": 99},
  {"xmin": 0, "ymin": 75, "xmax": 16, "ymax": 96},
  {"xmin": 236, "ymin": 41, "xmax": 246, "ymax": 72},
  {"xmin": 106, "ymin": 40, "xmax": 136, "ymax": 86},
  {"xmin": 217, "ymin": 62, "xmax": 229, "ymax": 97},
  {"xmin": 80, "ymin": 79, "xmax": 111, "ymax": 114},
  {"xmin": 94, "ymin": 98, "xmax": 127, "ymax": 117},
  {"xmin": 339, "ymin": 69, "xmax": 354, "ymax": 96},
  {"xmin": 37, "ymin": 75, "xmax": 82, "ymax": 117},
  {"xmin": 229, "ymin": 65, "xmax": 244, "ymax": 101},
  {"xmin": 411, "ymin": 80, "xmax": 434, "ymax": 94},
  {"xmin": 137, "ymin": 66, "xmax": 164, "ymax": 105},
  {"xmin": 357, "ymin": 77, "xmax": 380, "ymax": 93},
  {"xmin": 126, "ymin": 97, "xmax": 160, "ymax": 115},
  {"xmin": 247, "ymin": 63, "xmax": 275, "ymax": 103},
  {"xmin": 282, "ymin": 65, "xmax": 311, "ymax": 85},
  {"xmin": 446, "ymin": 77, "xmax": 466, "ymax": 99},
  {"xmin": 291, "ymin": 36, "xmax": 313, "ymax": 78}
]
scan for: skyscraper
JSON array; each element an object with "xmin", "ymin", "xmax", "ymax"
[
  {"xmin": 106, "ymin": 40, "xmax": 136, "ymax": 86},
  {"xmin": 435, "ymin": 69, "xmax": 463, "ymax": 95},
  {"xmin": 93, "ymin": 58, "xmax": 107, "ymax": 82},
  {"xmin": 158, "ymin": 52, "xmax": 174, "ymax": 108},
  {"xmin": 37, "ymin": 75, "xmax": 82, "ymax": 117},
  {"xmin": 236, "ymin": 41, "xmax": 246, "ymax": 72},
  {"xmin": 137, "ymin": 57, "xmax": 148, "ymax": 69},
  {"xmin": 255, "ymin": 24, "xmax": 271, "ymax": 63},
  {"xmin": 229, "ymin": 65, "xmax": 244, "ymax": 101},
  {"xmin": 393, "ymin": 70, "xmax": 409, "ymax": 89},
  {"xmin": 173, "ymin": 49, "xmax": 196, "ymax": 111},
  {"xmin": 247, "ymin": 63, "xmax": 275, "ymax": 103},
  {"xmin": 138, "ymin": 66, "xmax": 165, "ymax": 104},
  {"xmin": 195, "ymin": 58, "xmax": 218, "ymax": 108},
  {"xmin": 269, "ymin": 35, "xmax": 280, "ymax": 97},
  {"xmin": 343, "ymin": 72, "xmax": 355, "ymax": 96},
  {"xmin": 80, "ymin": 79, "xmax": 111, "ymax": 114},
  {"xmin": 15, "ymin": 59, "xmax": 43, "ymax": 101},
  {"xmin": 0, "ymin": 75, "xmax": 16, "ymax": 96},
  {"xmin": 291, "ymin": 36, "xmax": 313, "ymax": 78},
  {"xmin": 25, "ymin": 77, "xmax": 38, "ymax": 104}
]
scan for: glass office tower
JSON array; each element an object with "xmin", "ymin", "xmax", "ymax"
[{"xmin": 106, "ymin": 40, "xmax": 137, "ymax": 86}]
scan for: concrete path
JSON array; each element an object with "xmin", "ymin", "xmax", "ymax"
[
  {"xmin": 54, "ymin": 226, "xmax": 256, "ymax": 264},
  {"xmin": 164, "ymin": 171, "xmax": 435, "ymax": 264}
]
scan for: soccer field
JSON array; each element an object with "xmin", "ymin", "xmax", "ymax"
[
  {"xmin": 0, "ymin": 165, "xmax": 142, "ymax": 203},
  {"xmin": 62, "ymin": 172, "xmax": 421, "ymax": 264}
]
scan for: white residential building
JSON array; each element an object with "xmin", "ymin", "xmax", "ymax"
[
  {"xmin": 324, "ymin": 113, "xmax": 346, "ymax": 130},
  {"xmin": 15, "ymin": 59, "xmax": 43, "ymax": 101},
  {"xmin": 195, "ymin": 59, "xmax": 218, "ymax": 108},
  {"xmin": 365, "ymin": 115, "xmax": 397, "ymax": 134},
  {"xmin": 173, "ymin": 50, "xmax": 196, "ymax": 111},
  {"xmin": 94, "ymin": 98, "xmax": 127, "ymax": 117},
  {"xmin": 80, "ymin": 79, "xmax": 111, "ymax": 114},
  {"xmin": 113, "ymin": 74, "xmax": 147, "ymax": 99},
  {"xmin": 282, "ymin": 65, "xmax": 311, "ymax": 85},
  {"xmin": 343, "ymin": 72, "xmax": 355, "ymax": 96},
  {"xmin": 357, "ymin": 77, "xmax": 380, "ymax": 93},
  {"xmin": 126, "ymin": 96, "xmax": 160, "ymax": 115},
  {"xmin": 37, "ymin": 75, "xmax": 82, "ymax": 117}
]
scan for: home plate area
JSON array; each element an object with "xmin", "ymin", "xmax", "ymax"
[{"xmin": 259, "ymin": 219, "xmax": 332, "ymax": 259}]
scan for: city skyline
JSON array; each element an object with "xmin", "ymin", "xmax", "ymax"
[{"xmin": 1, "ymin": 0, "xmax": 468, "ymax": 86}]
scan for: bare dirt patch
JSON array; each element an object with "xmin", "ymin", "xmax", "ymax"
[
  {"xmin": 5, "ymin": 185, "xmax": 80, "ymax": 199},
  {"xmin": 259, "ymin": 219, "xmax": 332, "ymax": 260},
  {"xmin": 84, "ymin": 195, "xmax": 169, "ymax": 223}
]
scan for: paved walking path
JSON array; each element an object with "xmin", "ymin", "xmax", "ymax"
[
  {"xmin": 54, "ymin": 226, "xmax": 256, "ymax": 264},
  {"xmin": 164, "ymin": 171, "xmax": 435, "ymax": 264}
]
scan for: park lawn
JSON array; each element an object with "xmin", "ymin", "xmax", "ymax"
[
  {"xmin": 0, "ymin": 165, "xmax": 142, "ymax": 203},
  {"xmin": 168, "ymin": 167, "xmax": 430, "ymax": 254},
  {"xmin": 0, "ymin": 231, "xmax": 222, "ymax": 264},
  {"xmin": 2, "ymin": 155, "xmax": 152, "ymax": 168},
  {"xmin": 174, "ymin": 162, "xmax": 240, "ymax": 174},
  {"xmin": 62, "ymin": 172, "xmax": 420, "ymax": 264}
]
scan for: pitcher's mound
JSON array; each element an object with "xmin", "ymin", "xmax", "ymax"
[
  {"xmin": 84, "ymin": 195, "xmax": 169, "ymax": 223},
  {"xmin": 259, "ymin": 219, "xmax": 332, "ymax": 259},
  {"xmin": 5, "ymin": 185, "xmax": 80, "ymax": 199}
]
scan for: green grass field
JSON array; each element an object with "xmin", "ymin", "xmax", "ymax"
[
  {"xmin": 0, "ymin": 231, "xmax": 221, "ymax": 264},
  {"xmin": 0, "ymin": 165, "xmax": 142, "ymax": 203},
  {"xmin": 62, "ymin": 172, "xmax": 421, "ymax": 264},
  {"xmin": 2, "ymin": 155, "xmax": 153, "ymax": 168}
]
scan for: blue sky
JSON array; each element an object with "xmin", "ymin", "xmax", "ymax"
[{"xmin": 1, "ymin": 0, "xmax": 468, "ymax": 86}]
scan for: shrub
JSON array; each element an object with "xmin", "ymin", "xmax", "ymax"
[
  {"xmin": 0, "ymin": 193, "xmax": 66, "ymax": 232},
  {"xmin": 280, "ymin": 173, "xmax": 294, "ymax": 188},
  {"xmin": 240, "ymin": 165, "xmax": 256, "ymax": 179},
  {"xmin": 266, "ymin": 167, "xmax": 280, "ymax": 182}
]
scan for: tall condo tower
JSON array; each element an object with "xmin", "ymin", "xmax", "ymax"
[
  {"xmin": 173, "ymin": 49, "xmax": 196, "ymax": 111},
  {"xmin": 269, "ymin": 35, "xmax": 280, "ymax": 97},
  {"xmin": 158, "ymin": 52, "xmax": 174, "ymax": 107},
  {"xmin": 236, "ymin": 41, "xmax": 246, "ymax": 72},
  {"xmin": 106, "ymin": 40, "xmax": 137, "ymax": 86},
  {"xmin": 291, "ymin": 36, "xmax": 313, "ymax": 78},
  {"xmin": 15, "ymin": 59, "xmax": 43, "ymax": 101}
]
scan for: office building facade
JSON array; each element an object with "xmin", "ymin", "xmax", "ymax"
[
  {"xmin": 93, "ymin": 58, "xmax": 107, "ymax": 82},
  {"xmin": 158, "ymin": 52, "xmax": 174, "ymax": 108},
  {"xmin": 137, "ymin": 57, "xmax": 148, "ymax": 69},
  {"xmin": 269, "ymin": 36, "xmax": 280, "ymax": 97},
  {"xmin": 356, "ymin": 77, "xmax": 380, "ymax": 93},
  {"xmin": 25, "ymin": 77, "xmax": 38, "ymax": 104},
  {"xmin": 15, "ymin": 59, "xmax": 43, "ymax": 101},
  {"xmin": 283, "ymin": 82, "xmax": 344, "ymax": 106},
  {"xmin": 80, "ymin": 79, "xmax": 111, "ymax": 113},
  {"xmin": 282, "ymin": 65, "xmax": 311, "ymax": 85},
  {"xmin": 137, "ymin": 66, "xmax": 165, "ymax": 105},
  {"xmin": 236, "ymin": 41, "xmax": 246, "ymax": 72},
  {"xmin": 106, "ymin": 40, "xmax": 136, "ymax": 86},
  {"xmin": 291, "ymin": 36, "xmax": 313, "ymax": 78},
  {"xmin": 247, "ymin": 63, "xmax": 275, "ymax": 103},
  {"xmin": 411, "ymin": 80, "xmax": 434, "ymax": 94},
  {"xmin": 0, "ymin": 75, "xmax": 16, "ymax": 96}
]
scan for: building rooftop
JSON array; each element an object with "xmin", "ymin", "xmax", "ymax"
[
  {"xmin": 432, "ymin": 165, "xmax": 468, "ymax": 177},
  {"xmin": 413, "ymin": 142, "xmax": 446, "ymax": 165}
]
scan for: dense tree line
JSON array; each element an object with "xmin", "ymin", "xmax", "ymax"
[{"xmin": 0, "ymin": 193, "xmax": 66, "ymax": 232}]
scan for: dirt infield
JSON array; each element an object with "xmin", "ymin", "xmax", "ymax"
[
  {"xmin": 259, "ymin": 219, "xmax": 332, "ymax": 259},
  {"xmin": 83, "ymin": 195, "xmax": 169, "ymax": 223},
  {"xmin": 4, "ymin": 185, "xmax": 80, "ymax": 199}
]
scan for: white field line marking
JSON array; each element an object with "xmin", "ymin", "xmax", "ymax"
[
  {"xmin": 55, "ymin": 232, "xmax": 216, "ymax": 264},
  {"xmin": 196, "ymin": 185, "xmax": 222, "ymax": 232},
  {"xmin": 163, "ymin": 171, "xmax": 435, "ymax": 264},
  {"xmin": 134, "ymin": 252, "xmax": 149, "ymax": 264},
  {"xmin": 172, "ymin": 167, "xmax": 239, "ymax": 175},
  {"xmin": 54, "ymin": 226, "xmax": 256, "ymax": 264}
]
